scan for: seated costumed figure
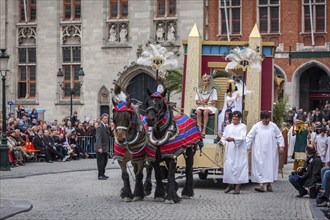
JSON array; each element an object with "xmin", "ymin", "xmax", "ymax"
[{"xmin": 195, "ymin": 74, "xmax": 218, "ymax": 136}]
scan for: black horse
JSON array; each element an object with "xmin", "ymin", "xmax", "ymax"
[
  {"xmin": 112, "ymin": 85, "xmax": 148, "ymax": 202},
  {"xmin": 144, "ymin": 85, "xmax": 203, "ymax": 203}
]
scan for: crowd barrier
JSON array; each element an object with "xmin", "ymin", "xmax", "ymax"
[{"xmin": 77, "ymin": 136, "xmax": 114, "ymax": 158}]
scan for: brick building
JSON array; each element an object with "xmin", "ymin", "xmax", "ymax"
[{"xmin": 204, "ymin": 0, "xmax": 330, "ymax": 111}]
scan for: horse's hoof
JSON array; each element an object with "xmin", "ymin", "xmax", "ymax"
[
  {"xmin": 181, "ymin": 195, "xmax": 191, "ymax": 199},
  {"xmin": 164, "ymin": 199, "xmax": 175, "ymax": 204},
  {"xmin": 133, "ymin": 196, "xmax": 143, "ymax": 201},
  {"xmin": 154, "ymin": 197, "xmax": 165, "ymax": 202},
  {"xmin": 123, "ymin": 197, "xmax": 132, "ymax": 202}
]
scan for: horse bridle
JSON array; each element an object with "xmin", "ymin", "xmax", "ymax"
[
  {"xmin": 113, "ymin": 109, "xmax": 134, "ymax": 133},
  {"xmin": 146, "ymin": 97, "xmax": 166, "ymax": 127}
]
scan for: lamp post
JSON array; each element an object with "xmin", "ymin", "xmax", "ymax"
[
  {"xmin": 57, "ymin": 67, "xmax": 85, "ymax": 117},
  {"xmin": 0, "ymin": 49, "xmax": 10, "ymax": 171}
]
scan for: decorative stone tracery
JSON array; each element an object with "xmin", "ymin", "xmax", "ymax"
[
  {"xmin": 18, "ymin": 26, "xmax": 37, "ymax": 46},
  {"xmin": 61, "ymin": 24, "xmax": 81, "ymax": 45}
]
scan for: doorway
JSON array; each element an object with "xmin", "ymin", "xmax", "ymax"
[
  {"xmin": 126, "ymin": 73, "xmax": 157, "ymax": 115},
  {"xmin": 299, "ymin": 66, "xmax": 330, "ymax": 111}
]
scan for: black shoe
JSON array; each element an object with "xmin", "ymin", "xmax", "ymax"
[
  {"xmin": 296, "ymin": 190, "xmax": 308, "ymax": 197},
  {"xmin": 103, "ymin": 175, "xmax": 109, "ymax": 179},
  {"xmin": 98, "ymin": 176, "xmax": 107, "ymax": 180},
  {"xmin": 214, "ymin": 136, "xmax": 220, "ymax": 143}
]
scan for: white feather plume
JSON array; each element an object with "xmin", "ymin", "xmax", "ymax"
[
  {"xmin": 114, "ymin": 91, "xmax": 127, "ymax": 102},
  {"xmin": 136, "ymin": 43, "xmax": 178, "ymax": 72},
  {"xmin": 225, "ymin": 47, "xmax": 262, "ymax": 73},
  {"xmin": 157, "ymin": 84, "xmax": 165, "ymax": 93}
]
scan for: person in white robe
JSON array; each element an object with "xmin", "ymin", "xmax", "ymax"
[
  {"xmin": 195, "ymin": 74, "xmax": 218, "ymax": 136},
  {"xmin": 220, "ymin": 111, "xmax": 248, "ymax": 194},
  {"xmin": 287, "ymin": 125, "xmax": 296, "ymax": 158},
  {"xmin": 315, "ymin": 127, "xmax": 329, "ymax": 166},
  {"xmin": 218, "ymin": 80, "xmax": 242, "ymax": 133},
  {"xmin": 246, "ymin": 111, "xmax": 285, "ymax": 192}
]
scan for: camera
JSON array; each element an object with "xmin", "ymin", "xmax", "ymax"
[
  {"xmin": 291, "ymin": 167, "xmax": 306, "ymax": 176},
  {"xmin": 297, "ymin": 167, "xmax": 306, "ymax": 176}
]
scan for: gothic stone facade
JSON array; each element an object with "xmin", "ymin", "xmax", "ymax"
[{"xmin": 0, "ymin": 0, "xmax": 203, "ymax": 121}]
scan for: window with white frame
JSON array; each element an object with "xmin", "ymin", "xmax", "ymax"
[
  {"xmin": 156, "ymin": 0, "xmax": 176, "ymax": 17},
  {"xmin": 258, "ymin": 0, "xmax": 280, "ymax": 34},
  {"xmin": 110, "ymin": 0, "xmax": 128, "ymax": 19},
  {"xmin": 18, "ymin": 48, "xmax": 37, "ymax": 99},
  {"xmin": 303, "ymin": 0, "xmax": 326, "ymax": 33},
  {"xmin": 219, "ymin": 0, "xmax": 241, "ymax": 35},
  {"xmin": 63, "ymin": 0, "xmax": 81, "ymax": 21}
]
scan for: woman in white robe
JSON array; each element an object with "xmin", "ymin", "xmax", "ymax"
[
  {"xmin": 246, "ymin": 111, "xmax": 285, "ymax": 192},
  {"xmin": 220, "ymin": 111, "xmax": 248, "ymax": 194}
]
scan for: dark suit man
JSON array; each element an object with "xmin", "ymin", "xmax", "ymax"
[
  {"xmin": 32, "ymin": 130, "xmax": 52, "ymax": 163},
  {"xmin": 95, "ymin": 113, "xmax": 110, "ymax": 180}
]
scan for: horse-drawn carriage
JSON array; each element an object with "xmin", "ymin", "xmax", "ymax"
[{"xmin": 176, "ymin": 76, "xmax": 228, "ymax": 180}]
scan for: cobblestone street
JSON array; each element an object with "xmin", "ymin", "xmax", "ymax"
[{"xmin": 0, "ymin": 159, "xmax": 322, "ymax": 219}]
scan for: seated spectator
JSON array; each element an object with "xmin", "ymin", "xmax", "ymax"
[
  {"xmin": 18, "ymin": 115, "xmax": 29, "ymax": 132},
  {"xmin": 43, "ymin": 130, "xmax": 65, "ymax": 162},
  {"xmin": 60, "ymin": 132, "xmax": 78, "ymax": 159},
  {"xmin": 32, "ymin": 130, "xmax": 53, "ymax": 163},
  {"xmin": 52, "ymin": 132, "xmax": 70, "ymax": 161},
  {"xmin": 31, "ymin": 118, "xmax": 38, "ymax": 126},
  {"xmin": 65, "ymin": 121, "xmax": 75, "ymax": 134},
  {"xmin": 7, "ymin": 130, "xmax": 34, "ymax": 165},
  {"xmin": 289, "ymin": 145, "xmax": 322, "ymax": 198},
  {"xmin": 69, "ymin": 131, "xmax": 88, "ymax": 159}
]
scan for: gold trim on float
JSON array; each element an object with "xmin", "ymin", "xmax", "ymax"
[{"xmin": 208, "ymin": 62, "xmax": 227, "ymax": 68}]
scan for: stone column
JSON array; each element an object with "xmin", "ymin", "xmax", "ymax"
[
  {"xmin": 184, "ymin": 23, "xmax": 202, "ymax": 116},
  {"xmin": 246, "ymin": 24, "xmax": 262, "ymax": 130}
]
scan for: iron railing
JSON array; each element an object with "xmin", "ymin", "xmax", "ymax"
[{"xmin": 77, "ymin": 136, "xmax": 114, "ymax": 158}]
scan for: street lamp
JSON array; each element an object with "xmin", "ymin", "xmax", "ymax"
[
  {"xmin": 0, "ymin": 49, "xmax": 10, "ymax": 171},
  {"xmin": 57, "ymin": 67, "xmax": 85, "ymax": 117}
]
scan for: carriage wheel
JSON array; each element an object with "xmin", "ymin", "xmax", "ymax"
[{"xmin": 198, "ymin": 170, "xmax": 208, "ymax": 180}]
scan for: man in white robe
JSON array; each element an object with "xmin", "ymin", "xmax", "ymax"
[
  {"xmin": 246, "ymin": 111, "xmax": 285, "ymax": 192},
  {"xmin": 220, "ymin": 111, "xmax": 248, "ymax": 194}
]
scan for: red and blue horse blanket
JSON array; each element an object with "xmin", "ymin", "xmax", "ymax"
[{"xmin": 143, "ymin": 114, "xmax": 203, "ymax": 161}]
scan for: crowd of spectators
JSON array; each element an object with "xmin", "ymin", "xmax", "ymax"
[
  {"xmin": 0, "ymin": 105, "xmax": 114, "ymax": 168},
  {"xmin": 285, "ymin": 103, "xmax": 330, "ymax": 218}
]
